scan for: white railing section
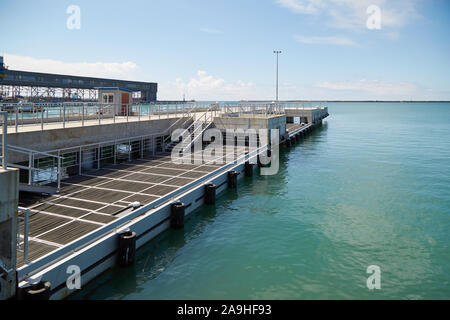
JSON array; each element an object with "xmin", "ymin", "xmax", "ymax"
[
  {"xmin": 181, "ymin": 106, "xmax": 216, "ymax": 154},
  {"xmin": 49, "ymin": 132, "xmax": 166, "ymax": 177},
  {"xmin": 17, "ymin": 207, "xmax": 30, "ymax": 266},
  {"xmin": 3, "ymin": 144, "xmax": 63, "ymax": 192},
  {"xmin": 222, "ymin": 102, "xmax": 285, "ymax": 117},
  {"xmin": 162, "ymin": 102, "xmax": 205, "ymax": 147},
  {"xmin": 0, "ymin": 111, "xmax": 7, "ymax": 169},
  {"xmin": 166, "ymin": 105, "xmax": 218, "ymax": 153},
  {"xmin": 0, "ymin": 102, "xmax": 196, "ymax": 132}
]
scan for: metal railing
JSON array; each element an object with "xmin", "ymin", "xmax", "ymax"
[
  {"xmin": 181, "ymin": 106, "xmax": 216, "ymax": 154},
  {"xmin": 165, "ymin": 105, "xmax": 217, "ymax": 153},
  {"xmin": 17, "ymin": 208, "xmax": 30, "ymax": 266},
  {"xmin": 0, "ymin": 102, "xmax": 197, "ymax": 132},
  {"xmin": 49, "ymin": 131, "xmax": 166, "ymax": 177},
  {"xmin": 162, "ymin": 102, "xmax": 203, "ymax": 147},
  {"xmin": 0, "ymin": 111, "xmax": 6, "ymax": 169},
  {"xmin": 163, "ymin": 104, "xmax": 220, "ymax": 151},
  {"xmin": 222, "ymin": 102, "xmax": 285, "ymax": 117},
  {"xmin": 3, "ymin": 144, "xmax": 63, "ymax": 192}
]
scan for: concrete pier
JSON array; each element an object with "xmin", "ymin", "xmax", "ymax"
[{"xmin": 0, "ymin": 103, "xmax": 329, "ymax": 299}]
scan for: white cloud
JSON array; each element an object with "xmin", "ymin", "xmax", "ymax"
[
  {"xmin": 3, "ymin": 53, "xmax": 141, "ymax": 80},
  {"xmin": 158, "ymin": 70, "xmax": 263, "ymax": 101},
  {"xmin": 276, "ymin": 0, "xmax": 420, "ymax": 30},
  {"xmin": 294, "ymin": 34, "xmax": 357, "ymax": 46},
  {"xmin": 159, "ymin": 73, "xmax": 429, "ymax": 101}
]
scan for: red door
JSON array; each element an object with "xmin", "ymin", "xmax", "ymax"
[{"xmin": 121, "ymin": 93, "xmax": 130, "ymax": 115}]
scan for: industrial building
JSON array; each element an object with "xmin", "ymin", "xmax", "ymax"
[{"xmin": 0, "ymin": 56, "xmax": 157, "ymax": 102}]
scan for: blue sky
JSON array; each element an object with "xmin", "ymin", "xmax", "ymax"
[{"xmin": 1, "ymin": 0, "xmax": 449, "ymax": 100}]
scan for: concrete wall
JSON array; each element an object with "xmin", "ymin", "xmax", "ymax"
[
  {"xmin": 269, "ymin": 115, "xmax": 287, "ymax": 137},
  {"xmin": 213, "ymin": 115, "xmax": 286, "ymax": 144},
  {"xmin": 7, "ymin": 117, "xmax": 191, "ymax": 163},
  {"xmin": 285, "ymin": 107, "xmax": 328, "ymax": 125},
  {"xmin": 0, "ymin": 168, "xmax": 19, "ymax": 300},
  {"xmin": 213, "ymin": 115, "xmax": 286, "ymax": 143},
  {"xmin": 214, "ymin": 115, "xmax": 285, "ymax": 131}
]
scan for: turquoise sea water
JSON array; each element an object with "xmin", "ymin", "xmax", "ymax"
[{"xmin": 72, "ymin": 102, "xmax": 450, "ymax": 300}]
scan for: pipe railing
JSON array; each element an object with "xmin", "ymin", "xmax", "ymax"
[
  {"xmin": 162, "ymin": 103, "xmax": 201, "ymax": 146},
  {"xmin": 17, "ymin": 207, "xmax": 30, "ymax": 266},
  {"xmin": 0, "ymin": 102, "xmax": 197, "ymax": 132},
  {"xmin": 181, "ymin": 107, "xmax": 215, "ymax": 154},
  {"xmin": 222, "ymin": 102, "xmax": 285, "ymax": 117},
  {"xmin": 167, "ymin": 105, "xmax": 216, "ymax": 153},
  {"xmin": 0, "ymin": 111, "xmax": 7, "ymax": 170},
  {"xmin": 2, "ymin": 144, "xmax": 63, "ymax": 192}
]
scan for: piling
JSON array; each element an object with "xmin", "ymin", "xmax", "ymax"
[
  {"xmin": 227, "ymin": 171, "xmax": 238, "ymax": 188},
  {"xmin": 117, "ymin": 231, "xmax": 136, "ymax": 267},
  {"xmin": 170, "ymin": 202, "xmax": 185, "ymax": 229},
  {"xmin": 244, "ymin": 162, "xmax": 253, "ymax": 177},
  {"xmin": 205, "ymin": 184, "xmax": 216, "ymax": 205}
]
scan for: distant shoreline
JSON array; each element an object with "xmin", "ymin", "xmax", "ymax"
[{"xmin": 243, "ymin": 100, "xmax": 450, "ymax": 103}]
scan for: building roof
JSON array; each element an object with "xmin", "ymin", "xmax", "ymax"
[{"xmin": 95, "ymin": 87, "xmax": 134, "ymax": 93}]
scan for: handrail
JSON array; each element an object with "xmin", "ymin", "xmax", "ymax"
[
  {"xmin": 0, "ymin": 102, "xmax": 196, "ymax": 132},
  {"xmin": 162, "ymin": 103, "xmax": 199, "ymax": 145},
  {"xmin": 0, "ymin": 111, "xmax": 7, "ymax": 169},
  {"xmin": 4, "ymin": 144, "xmax": 63, "ymax": 159},
  {"xmin": 177, "ymin": 105, "xmax": 214, "ymax": 141},
  {"xmin": 175, "ymin": 105, "xmax": 215, "ymax": 154},
  {"xmin": 0, "ymin": 143, "xmax": 63, "ymax": 192},
  {"xmin": 222, "ymin": 102, "xmax": 284, "ymax": 117},
  {"xmin": 17, "ymin": 207, "xmax": 30, "ymax": 265}
]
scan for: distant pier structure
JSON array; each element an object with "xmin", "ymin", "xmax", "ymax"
[{"xmin": 0, "ymin": 56, "xmax": 157, "ymax": 102}]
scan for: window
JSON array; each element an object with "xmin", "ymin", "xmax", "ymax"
[{"xmin": 103, "ymin": 93, "xmax": 114, "ymax": 103}]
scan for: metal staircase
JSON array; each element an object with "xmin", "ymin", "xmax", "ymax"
[{"xmin": 164, "ymin": 106, "xmax": 216, "ymax": 154}]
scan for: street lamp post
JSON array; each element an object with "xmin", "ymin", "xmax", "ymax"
[{"xmin": 273, "ymin": 50, "xmax": 282, "ymax": 101}]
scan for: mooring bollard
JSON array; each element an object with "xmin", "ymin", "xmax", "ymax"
[
  {"xmin": 18, "ymin": 281, "xmax": 52, "ymax": 300},
  {"xmin": 118, "ymin": 231, "xmax": 137, "ymax": 267},
  {"xmin": 228, "ymin": 171, "xmax": 238, "ymax": 189},
  {"xmin": 205, "ymin": 183, "xmax": 216, "ymax": 205},
  {"xmin": 244, "ymin": 162, "xmax": 254, "ymax": 177},
  {"xmin": 171, "ymin": 202, "xmax": 185, "ymax": 229}
]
